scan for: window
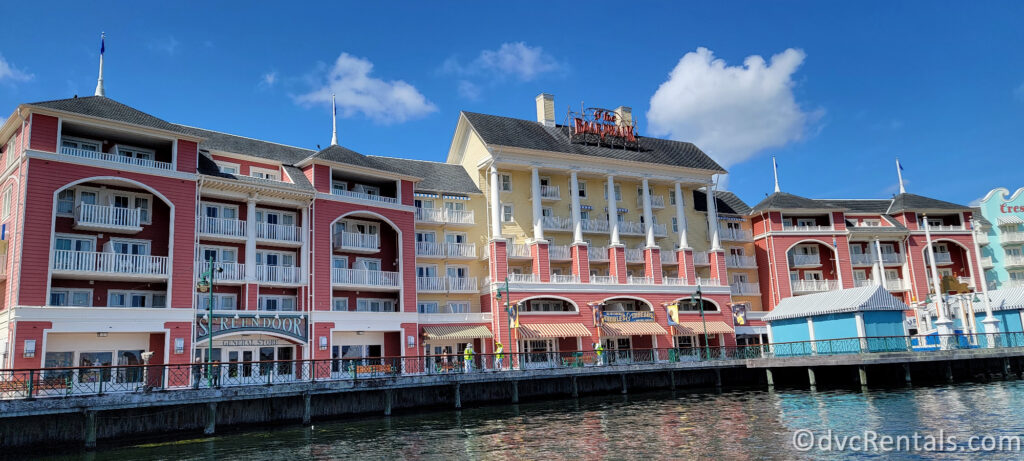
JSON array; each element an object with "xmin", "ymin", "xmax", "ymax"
[
  {"xmin": 414, "ymin": 199, "xmax": 433, "ymax": 209},
  {"xmin": 501, "ymin": 204, "xmax": 514, "ymax": 222},
  {"xmin": 255, "ymin": 209, "xmax": 296, "ymax": 227},
  {"xmin": 797, "ymin": 245, "xmax": 819, "ymax": 256},
  {"xmin": 332, "ymin": 297, "xmax": 349, "ymax": 312},
  {"xmin": 54, "ymin": 234, "xmax": 96, "ymax": 252},
  {"xmin": 5, "ymin": 139, "xmax": 14, "ymax": 168},
  {"xmin": 250, "ymin": 167, "xmax": 281, "ymax": 181},
  {"xmin": 885, "ymin": 269, "xmax": 900, "ymax": 280},
  {"xmin": 541, "ymin": 207, "xmax": 553, "ymax": 217},
  {"xmin": 444, "ymin": 201, "xmax": 466, "ymax": 212},
  {"xmin": 804, "ymin": 271, "xmax": 824, "ymax": 281},
  {"xmin": 49, "ymin": 289, "xmax": 92, "ymax": 307},
  {"xmin": 1, "ymin": 185, "xmax": 11, "ymax": 219},
  {"xmin": 417, "ymin": 265, "xmax": 437, "ymax": 278},
  {"xmin": 332, "ymin": 256, "xmax": 347, "ymax": 269},
  {"xmin": 260, "ymin": 296, "xmax": 296, "ymax": 311},
  {"xmin": 415, "ymin": 232, "xmax": 435, "ymax": 243},
  {"xmin": 356, "ymin": 258, "xmax": 381, "ymax": 271},
  {"xmin": 115, "ymin": 145, "xmax": 154, "ymax": 162},
  {"xmin": 352, "ymin": 184, "xmax": 380, "ymax": 196},
  {"xmin": 57, "ymin": 189, "xmax": 75, "ymax": 215},
  {"xmin": 853, "ymin": 270, "xmax": 868, "ymax": 282},
  {"xmin": 418, "ymin": 301, "xmax": 439, "ymax": 313},
  {"xmin": 926, "ymin": 218, "xmax": 943, "ymax": 227},
  {"xmin": 61, "ymin": 137, "xmax": 100, "ymax": 152},
  {"xmin": 523, "ymin": 299, "xmax": 573, "ymax": 312},
  {"xmin": 672, "ymin": 217, "xmax": 678, "ymax": 233},
  {"xmin": 356, "ymin": 298, "xmax": 397, "ymax": 312},
  {"xmin": 861, "ymin": 219, "xmax": 881, "ymax": 227},
  {"xmin": 256, "ymin": 250, "xmax": 295, "ymax": 267},
  {"xmin": 614, "ymin": 184, "xmax": 622, "ymax": 201},
  {"xmin": 732, "ymin": 274, "xmax": 748, "ymax": 284},
  {"xmin": 500, "ymin": 174, "xmax": 512, "ymax": 191},
  {"xmin": 675, "ymin": 336, "xmax": 694, "ymax": 349},
  {"xmin": 447, "ymin": 265, "xmax": 468, "ymax": 279},
  {"xmin": 448, "ymin": 302, "xmax": 470, "ymax": 313},
  {"xmin": 670, "ymin": 193, "xmax": 677, "ymax": 205},
  {"xmin": 135, "ymin": 197, "xmax": 150, "ymax": 223},
  {"xmin": 110, "ymin": 239, "xmax": 150, "ymax": 256},
  {"xmin": 196, "ymin": 293, "xmax": 236, "ymax": 311},
  {"xmin": 332, "ymin": 180, "xmax": 348, "ymax": 194},
  {"xmin": 109, "ymin": 290, "xmax": 166, "ymax": 308},
  {"xmin": 580, "ymin": 210, "xmax": 590, "ymax": 221},
  {"xmin": 200, "ymin": 246, "xmax": 237, "ymax": 263},
  {"xmin": 850, "ymin": 245, "xmax": 864, "ymax": 255},
  {"xmin": 215, "ymin": 161, "xmax": 240, "ymax": 175},
  {"xmin": 880, "ymin": 243, "xmax": 896, "ymax": 254},
  {"xmin": 576, "ymin": 180, "xmax": 587, "ymax": 198},
  {"xmin": 796, "ymin": 218, "xmax": 816, "ymax": 227}
]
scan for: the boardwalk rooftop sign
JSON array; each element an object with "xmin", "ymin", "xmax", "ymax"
[{"xmin": 196, "ymin": 314, "xmax": 307, "ymax": 342}]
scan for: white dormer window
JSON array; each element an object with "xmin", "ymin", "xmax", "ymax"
[
  {"xmin": 61, "ymin": 137, "xmax": 100, "ymax": 152},
  {"xmin": 861, "ymin": 219, "xmax": 881, "ymax": 227},
  {"xmin": 796, "ymin": 218, "xmax": 816, "ymax": 227},
  {"xmin": 250, "ymin": 167, "xmax": 280, "ymax": 181},
  {"xmin": 114, "ymin": 145, "xmax": 154, "ymax": 162},
  {"xmin": 332, "ymin": 180, "xmax": 348, "ymax": 194},
  {"xmin": 215, "ymin": 161, "xmax": 240, "ymax": 175}
]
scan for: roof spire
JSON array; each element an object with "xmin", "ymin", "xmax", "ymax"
[
  {"xmin": 330, "ymin": 93, "xmax": 338, "ymax": 146},
  {"xmin": 772, "ymin": 155, "xmax": 780, "ymax": 193},
  {"xmin": 94, "ymin": 32, "xmax": 106, "ymax": 97},
  {"xmin": 896, "ymin": 157, "xmax": 906, "ymax": 194}
]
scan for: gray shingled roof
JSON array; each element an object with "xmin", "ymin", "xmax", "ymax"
[
  {"xmin": 888, "ymin": 193, "xmax": 970, "ymax": 214},
  {"xmin": 751, "ymin": 192, "xmax": 842, "ymax": 213},
  {"xmin": 368, "ymin": 156, "xmax": 480, "ymax": 195},
  {"xmin": 303, "ymin": 145, "xmax": 410, "ymax": 177},
  {"xmin": 197, "ymin": 153, "xmax": 314, "ymax": 192},
  {"xmin": 462, "ymin": 111, "xmax": 726, "ymax": 173},
  {"xmin": 693, "ymin": 190, "xmax": 750, "ymax": 215},
  {"xmin": 763, "ymin": 285, "xmax": 909, "ymax": 322},
  {"xmin": 972, "ymin": 207, "xmax": 992, "ymax": 227},
  {"xmin": 30, "ymin": 96, "xmax": 188, "ymax": 134},
  {"xmin": 818, "ymin": 199, "xmax": 891, "ymax": 213},
  {"xmin": 179, "ymin": 125, "xmax": 314, "ymax": 164}
]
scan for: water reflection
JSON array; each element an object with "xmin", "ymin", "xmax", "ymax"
[{"xmin": 36, "ymin": 380, "xmax": 1024, "ymax": 460}]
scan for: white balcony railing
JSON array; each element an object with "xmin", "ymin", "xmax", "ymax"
[
  {"xmin": 549, "ymin": 245, "xmax": 571, "ymax": 260},
  {"xmin": 448, "ymin": 277, "xmax": 478, "ymax": 292},
  {"xmin": 542, "ymin": 216, "xmax": 573, "ymax": 232},
  {"xmin": 925, "ymin": 224, "xmax": 966, "ymax": 232},
  {"xmin": 446, "ymin": 242, "xmax": 476, "ymax": 258},
  {"xmin": 661, "ymin": 251, "xmax": 678, "ymax": 265},
  {"xmin": 1002, "ymin": 231, "xmax": 1024, "ymax": 244},
  {"xmin": 415, "ymin": 208, "xmax": 476, "ymax": 225},
  {"xmin": 508, "ymin": 243, "xmax": 531, "ymax": 258},
  {"xmin": 726, "ymin": 255, "xmax": 756, "ymax": 268},
  {"xmin": 976, "ymin": 233, "xmax": 990, "ymax": 245},
  {"xmin": 540, "ymin": 185, "xmax": 560, "ymax": 200},
  {"xmin": 619, "ymin": 221, "xmax": 645, "ymax": 235},
  {"xmin": 331, "ymin": 188, "xmax": 398, "ymax": 204},
  {"xmin": 790, "ymin": 254, "xmax": 821, "ymax": 266},
  {"xmin": 52, "ymin": 250, "xmax": 169, "ymax": 277},
  {"xmin": 256, "ymin": 223, "xmax": 301, "ymax": 242},
  {"xmin": 692, "ymin": 251, "xmax": 710, "ymax": 265},
  {"xmin": 581, "ymin": 218, "xmax": 609, "ymax": 233},
  {"xmin": 625, "ymin": 248, "xmax": 644, "ymax": 263},
  {"xmin": 59, "ymin": 146, "xmax": 172, "ymax": 170},
  {"xmin": 198, "ymin": 261, "xmax": 245, "ymax": 282},
  {"xmin": 781, "ymin": 224, "xmax": 835, "ymax": 232},
  {"xmin": 981, "ymin": 256, "xmax": 995, "ymax": 268},
  {"xmin": 332, "ymin": 268, "xmax": 400, "ymax": 288},
  {"xmin": 416, "ymin": 242, "xmax": 445, "ymax": 257},
  {"xmin": 1005, "ymin": 255, "xmax": 1024, "ymax": 268},
  {"xmin": 663, "ymin": 277, "xmax": 690, "ymax": 286},
  {"xmin": 718, "ymin": 227, "xmax": 753, "ymax": 241},
  {"xmin": 507, "ymin": 273, "xmax": 539, "ymax": 283},
  {"xmin": 335, "ymin": 231, "xmax": 379, "ymax": 251},
  {"xmin": 76, "ymin": 203, "xmax": 141, "ymax": 229},
  {"xmin": 446, "ymin": 209, "xmax": 475, "ymax": 225},
  {"xmin": 551, "ymin": 274, "xmax": 580, "ymax": 284},
  {"xmin": 255, "ymin": 265, "xmax": 303, "ymax": 284},
  {"xmin": 925, "ymin": 253, "xmax": 953, "ymax": 265},
  {"xmin": 626, "ymin": 276, "xmax": 654, "ymax": 285},
  {"xmin": 730, "ymin": 282, "xmax": 760, "ymax": 295},
  {"xmin": 651, "ymin": 223, "xmax": 668, "ymax": 237},
  {"xmin": 417, "ymin": 276, "xmax": 446, "ymax": 292},
  {"xmin": 636, "ymin": 195, "xmax": 666, "ymax": 208},
  {"xmin": 790, "ymin": 279, "xmax": 840, "ymax": 293},
  {"xmin": 590, "ymin": 275, "xmax": 616, "ymax": 284},
  {"xmin": 415, "ymin": 208, "xmax": 446, "ymax": 223},
  {"xmin": 695, "ymin": 277, "xmax": 722, "ymax": 287},
  {"xmin": 198, "ymin": 217, "xmax": 246, "ymax": 238},
  {"xmin": 589, "ymin": 246, "xmax": 609, "ymax": 262},
  {"xmin": 885, "ymin": 279, "xmax": 909, "ymax": 291}
]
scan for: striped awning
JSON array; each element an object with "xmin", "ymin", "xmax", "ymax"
[
  {"xmin": 672, "ymin": 321, "xmax": 735, "ymax": 335},
  {"xmin": 601, "ymin": 322, "xmax": 669, "ymax": 336},
  {"xmin": 422, "ymin": 325, "xmax": 493, "ymax": 340},
  {"xmin": 518, "ymin": 323, "xmax": 593, "ymax": 339},
  {"xmin": 998, "ymin": 216, "xmax": 1024, "ymax": 225}
]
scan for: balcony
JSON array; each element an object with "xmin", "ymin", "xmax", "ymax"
[
  {"xmin": 791, "ymin": 279, "xmax": 840, "ymax": 294},
  {"xmin": 619, "ymin": 220, "xmax": 645, "ymax": 235},
  {"xmin": 925, "ymin": 253, "xmax": 953, "ymax": 266},
  {"xmin": 59, "ymin": 145, "xmax": 172, "ymax": 170},
  {"xmin": 850, "ymin": 253, "xmax": 873, "ymax": 266},
  {"xmin": 414, "ymin": 208, "xmax": 475, "ymax": 226},
  {"xmin": 549, "ymin": 245, "xmax": 571, "ymax": 261},
  {"xmin": 333, "ymin": 231, "xmax": 379, "ymax": 253},
  {"xmin": 663, "ymin": 277, "xmax": 690, "ymax": 286},
  {"xmin": 1005, "ymin": 255, "xmax": 1024, "ymax": 268},
  {"xmin": 448, "ymin": 277, "xmax": 479, "ymax": 292},
  {"xmin": 331, "ymin": 268, "xmax": 400, "ymax": 290},
  {"xmin": 74, "ymin": 204, "xmax": 142, "ymax": 233},
  {"xmin": 589, "ymin": 245, "xmax": 609, "ymax": 262},
  {"xmin": 790, "ymin": 254, "xmax": 821, "ymax": 267},
  {"xmin": 198, "ymin": 217, "xmax": 246, "ymax": 241},
  {"xmin": 726, "ymin": 255, "xmax": 757, "ymax": 268},
  {"xmin": 878, "ymin": 253, "xmax": 905, "ymax": 265},
  {"xmin": 445, "ymin": 209, "xmax": 475, "ymax": 226},
  {"xmin": 542, "ymin": 216, "xmax": 573, "ymax": 232},
  {"xmin": 636, "ymin": 195, "xmax": 666, "ymax": 209},
  {"xmin": 508, "ymin": 273, "xmax": 539, "ymax": 283},
  {"xmin": 416, "ymin": 276, "xmax": 446, "ymax": 292},
  {"xmin": 981, "ymin": 256, "xmax": 995, "ymax": 269},
  {"xmin": 415, "ymin": 208, "xmax": 445, "ymax": 224},
  {"xmin": 924, "ymin": 224, "xmax": 967, "ymax": 232},
  {"xmin": 255, "ymin": 265, "xmax": 303, "ymax": 285},
  {"xmin": 719, "ymin": 227, "xmax": 753, "ymax": 241},
  {"xmin": 885, "ymin": 279, "xmax": 909, "ymax": 291},
  {"xmin": 1003, "ymin": 231, "xmax": 1024, "ymax": 244},
  {"xmin": 52, "ymin": 250, "xmax": 168, "ymax": 281},
  {"xmin": 730, "ymin": 282, "xmax": 760, "ymax": 295},
  {"xmin": 661, "ymin": 251, "xmax": 678, "ymax": 265},
  {"xmin": 781, "ymin": 224, "xmax": 835, "ymax": 232},
  {"xmin": 976, "ymin": 233, "xmax": 990, "ymax": 245},
  {"xmin": 198, "ymin": 261, "xmax": 246, "ymax": 284},
  {"xmin": 331, "ymin": 188, "xmax": 398, "ymax": 205},
  {"xmin": 625, "ymin": 248, "xmax": 644, "ymax": 264},
  {"xmin": 626, "ymin": 276, "xmax": 654, "ymax": 285},
  {"xmin": 416, "ymin": 242, "xmax": 445, "ymax": 257},
  {"xmin": 852, "ymin": 252, "xmax": 905, "ymax": 266},
  {"xmin": 693, "ymin": 251, "xmax": 710, "ymax": 266},
  {"xmin": 446, "ymin": 242, "xmax": 477, "ymax": 259},
  {"xmin": 508, "ymin": 243, "xmax": 531, "ymax": 259},
  {"xmin": 256, "ymin": 223, "xmax": 302, "ymax": 246},
  {"xmin": 590, "ymin": 275, "xmax": 616, "ymax": 284},
  {"xmin": 581, "ymin": 218, "xmax": 609, "ymax": 233},
  {"xmin": 539, "ymin": 185, "xmax": 560, "ymax": 200}
]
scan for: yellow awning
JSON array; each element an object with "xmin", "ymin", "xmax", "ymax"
[
  {"xmin": 673, "ymin": 321, "xmax": 734, "ymax": 335},
  {"xmin": 601, "ymin": 322, "xmax": 669, "ymax": 336},
  {"xmin": 422, "ymin": 325, "xmax": 493, "ymax": 340},
  {"xmin": 518, "ymin": 323, "xmax": 593, "ymax": 339}
]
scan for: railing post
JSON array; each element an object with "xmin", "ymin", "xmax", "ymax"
[{"xmin": 26, "ymin": 370, "xmax": 35, "ymax": 400}]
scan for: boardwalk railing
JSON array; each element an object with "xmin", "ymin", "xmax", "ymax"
[
  {"xmin": 0, "ymin": 347, "xmax": 760, "ymax": 400},
  {"xmin": 765, "ymin": 332, "xmax": 1024, "ymax": 357}
]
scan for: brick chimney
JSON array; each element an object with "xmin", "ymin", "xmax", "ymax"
[
  {"xmin": 536, "ymin": 93, "xmax": 555, "ymax": 127},
  {"xmin": 614, "ymin": 106, "xmax": 633, "ymax": 127}
]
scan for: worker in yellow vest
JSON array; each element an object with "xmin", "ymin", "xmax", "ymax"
[
  {"xmin": 494, "ymin": 342, "xmax": 504, "ymax": 370},
  {"xmin": 463, "ymin": 344, "xmax": 474, "ymax": 373},
  {"xmin": 595, "ymin": 342, "xmax": 605, "ymax": 366}
]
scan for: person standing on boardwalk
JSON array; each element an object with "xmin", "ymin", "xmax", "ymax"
[
  {"xmin": 494, "ymin": 342, "xmax": 504, "ymax": 370},
  {"xmin": 595, "ymin": 342, "xmax": 605, "ymax": 366},
  {"xmin": 463, "ymin": 344, "xmax": 474, "ymax": 373}
]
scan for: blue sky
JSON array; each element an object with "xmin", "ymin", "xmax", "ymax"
[{"xmin": 2, "ymin": 1, "xmax": 1022, "ymax": 207}]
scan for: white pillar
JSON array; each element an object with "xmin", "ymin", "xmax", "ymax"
[
  {"xmin": 641, "ymin": 178, "xmax": 655, "ymax": 248},
  {"xmin": 607, "ymin": 175, "xmax": 620, "ymax": 245},
  {"xmin": 300, "ymin": 205, "xmax": 310, "ymax": 283},
  {"xmin": 489, "ymin": 165, "xmax": 501, "ymax": 239},
  {"xmin": 570, "ymin": 171, "xmax": 583, "ymax": 244},
  {"xmin": 972, "ymin": 219, "xmax": 1000, "ymax": 340},
  {"xmin": 245, "ymin": 196, "xmax": 258, "ymax": 280},
  {"xmin": 705, "ymin": 185, "xmax": 721, "ymax": 250},
  {"xmin": 874, "ymin": 239, "xmax": 886, "ymax": 287},
  {"xmin": 531, "ymin": 167, "xmax": 544, "ymax": 241},
  {"xmin": 674, "ymin": 182, "xmax": 689, "ymax": 249},
  {"xmin": 924, "ymin": 215, "xmax": 953, "ymax": 341}
]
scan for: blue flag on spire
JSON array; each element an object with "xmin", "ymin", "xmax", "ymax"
[
  {"xmin": 898, "ymin": 159, "xmax": 904, "ymax": 171},
  {"xmin": 100, "ymin": 36, "xmax": 105, "ymax": 55}
]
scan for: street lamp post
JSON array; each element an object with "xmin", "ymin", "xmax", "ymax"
[
  {"xmin": 691, "ymin": 283, "xmax": 710, "ymax": 359},
  {"xmin": 197, "ymin": 256, "xmax": 221, "ymax": 388}
]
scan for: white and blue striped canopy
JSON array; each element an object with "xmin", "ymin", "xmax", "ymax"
[{"xmin": 763, "ymin": 285, "xmax": 909, "ymax": 322}]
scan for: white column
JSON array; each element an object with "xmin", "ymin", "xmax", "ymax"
[
  {"xmin": 972, "ymin": 219, "xmax": 999, "ymax": 339},
  {"xmin": 705, "ymin": 185, "xmax": 721, "ymax": 250},
  {"xmin": 530, "ymin": 167, "xmax": 544, "ymax": 241},
  {"xmin": 874, "ymin": 239, "xmax": 886, "ymax": 287},
  {"xmin": 570, "ymin": 171, "xmax": 583, "ymax": 244},
  {"xmin": 489, "ymin": 165, "xmax": 501, "ymax": 239},
  {"xmin": 607, "ymin": 175, "xmax": 620, "ymax": 245},
  {"xmin": 245, "ymin": 196, "xmax": 258, "ymax": 280},
  {"xmin": 924, "ymin": 215, "xmax": 953, "ymax": 341},
  {"xmin": 300, "ymin": 205, "xmax": 310, "ymax": 283},
  {"xmin": 674, "ymin": 182, "xmax": 689, "ymax": 249},
  {"xmin": 641, "ymin": 178, "xmax": 655, "ymax": 248}
]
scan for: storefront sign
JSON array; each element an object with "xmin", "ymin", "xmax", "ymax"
[
  {"xmin": 569, "ymin": 107, "xmax": 639, "ymax": 149},
  {"xmin": 602, "ymin": 311, "xmax": 655, "ymax": 322},
  {"xmin": 215, "ymin": 339, "xmax": 285, "ymax": 347},
  {"xmin": 196, "ymin": 314, "xmax": 307, "ymax": 342}
]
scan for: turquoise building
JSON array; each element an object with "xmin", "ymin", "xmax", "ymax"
[{"xmin": 975, "ymin": 188, "xmax": 1024, "ymax": 290}]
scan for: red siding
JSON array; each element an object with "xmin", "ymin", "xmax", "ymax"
[
  {"xmin": 176, "ymin": 140, "xmax": 198, "ymax": 174},
  {"xmin": 401, "ymin": 180, "xmax": 415, "ymax": 206},
  {"xmin": 11, "ymin": 321, "xmax": 51, "ymax": 369},
  {"xmin": 29, "ymin": 114, "xmax": 58, "ymax": 153}
]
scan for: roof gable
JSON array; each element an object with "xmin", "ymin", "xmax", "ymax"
[
  {"xmin": 29, "ymin": 96, "xmax": 186, "ymax": 134},
  {"xmin": 888, "ymin": 193, "xmax": 970, "ymax": 214},
  {"xmin": 764, "ymin": 285, "xmax": 909, "ymax": 322},
  {"xmin": 751, "ymin": 192, "xmax": 840, "ymax": 214}
]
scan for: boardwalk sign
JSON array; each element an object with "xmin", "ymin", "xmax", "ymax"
[
  {"xmin": 602, "ymin": 311, "xmax": 655, "ymax": 322},
  {"xmin": 196, "ymin": 314, "xmax": 307, "ymax": 342}
]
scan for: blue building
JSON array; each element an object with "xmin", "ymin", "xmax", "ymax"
[
  {"xmin": 975, "ymin": 188, "xmax": 1024, "ymax": 290},
  {"xmin": 764, "ymin": 285, "xmax": 909, "ymax": 354}
]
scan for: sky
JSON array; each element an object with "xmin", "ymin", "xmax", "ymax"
[{"xmin": 1, "ymin": 1, "xmax": 1022, "ymax": 207}]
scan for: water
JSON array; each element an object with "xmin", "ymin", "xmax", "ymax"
[{"xmin": 35, "ymin": 381, "xmax": 1024, "ymax": 460}]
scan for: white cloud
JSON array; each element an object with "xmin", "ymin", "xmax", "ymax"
[
  {"xmin": 259, "ymin": 71, "xmax": 277, "ymax": 89},
  {"xmin": 0, "ymin": 55, "xmax": 33, "ymax": 82},
  {"xmin": 148, "ymin": 36, "xmax": 179, "ymax": 55},
  {"xmin": 457, "ymin": 80, "xmax": 481, "ymax": 100},
  {"xmin": 441, "ymin": 42, "xmax": 562, "ymax": 98},
  {"xmin": 295, "ymin": 53, "xmax": 437, "ymax": 124},
  {"xmin": 647, "ymin": 47, "xmax": 820, "ymax": 169}
]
